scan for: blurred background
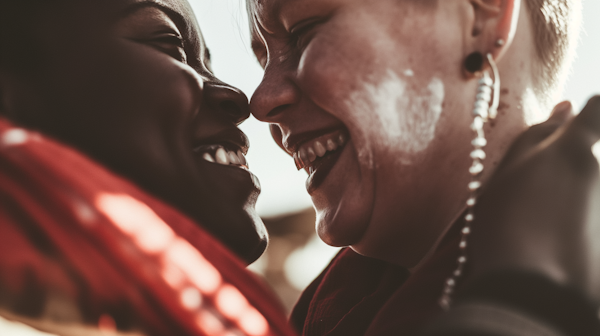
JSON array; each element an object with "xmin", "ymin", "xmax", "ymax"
[{"xmin": 189, "ymin": 0, "xmax": 600, "ymax": 312}]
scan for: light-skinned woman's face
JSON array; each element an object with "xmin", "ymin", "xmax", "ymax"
[
  {"xmin": 249, "ymin": 0, "xmax": 499, "ymax": 265},
  {"xmin": 0, "ymin": 0, "xmax": 266, "ymax": 263}
]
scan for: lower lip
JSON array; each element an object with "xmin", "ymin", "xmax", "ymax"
[
  {"xmin": 193, "ymin": 155, "xmax": 261, "ymax": 191},
  {"xmin": 305, "ymin": 143, "xmax": 346, "ymax": 194}
]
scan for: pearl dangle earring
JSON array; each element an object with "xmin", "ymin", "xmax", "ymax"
[{"xmin": 439, "ymin": 52, "xmax": 500, "ymax": 310}]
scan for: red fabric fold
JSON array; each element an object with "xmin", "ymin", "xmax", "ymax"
[{"xmin": 0, "ymin": 118, "xmax": 296, "ymax": 336}]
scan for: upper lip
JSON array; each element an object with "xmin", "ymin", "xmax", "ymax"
[
  {"xmin": 193, "ymin": 128, "xmax": 249, "ymax": 154},
  {"xmin": 283, "ymin": 125, "xmax": 346, "ymax": 154},
  {"xmin": 283, "ymin": 127, "xmax": 349, "ymax": 171}
]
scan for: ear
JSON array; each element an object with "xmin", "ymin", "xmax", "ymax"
[{"xmin": 469, "ymin": 0, "xmax": 521, "ymax": 62}]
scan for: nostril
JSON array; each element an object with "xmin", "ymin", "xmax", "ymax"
[{"xmin": 267, "ymin": 104, "xmax": 291, "ymax": 118}]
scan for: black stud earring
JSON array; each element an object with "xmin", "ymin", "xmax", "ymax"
[{"xmin": 464, "ymin": 52, "xmax": 484, "ymax": 74}]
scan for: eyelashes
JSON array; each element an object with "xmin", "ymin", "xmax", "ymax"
[
  {"xmin": 148, "ymin": 33, "xmax": 187, "ymax": 62},
  {"xmin": 289, "ymin": 17, "xmax": 325, "ymax": 50},
  {"xmin": 115, "ymin": 5, "xmax": 190, "ymax": 65},
  {"xmin": 251, "ymin": 16, "xmax": 328, "ymax": 68},
  {"xmin": 153, "ymin": 33, "xmax": 184, "ymax": 48},
  {"xmin": 132, "ymin": 32, "xmax": 187, "ymax": 63}
]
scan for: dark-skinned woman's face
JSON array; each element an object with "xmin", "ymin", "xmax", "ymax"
[{"xmin": 0, "ymin": 0, "xmax": 266, "ymax": 264}]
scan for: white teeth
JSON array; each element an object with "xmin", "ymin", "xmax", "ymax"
[
  {"xmin": 293, "ymin": 152, "xmax": 301, "ymax": 170},
  {"xmin": 228, "ymin": 151, "xmax": 240, "ymax": 165},
  {"xmin": 215, "ymin": 147, "xmax": 229, "ymax": 165},
  {"xmin": 307, "ymin": 147, "xmax": 317, "ymax": 163},
  {"xmin": 202, "ymin": 153, "xmax": 215, "ymax": 163},
  {"xmin": 237, "ymin": 150, "xmax": 247, "ymax": 166},
  {"xmin": 293, "ymin": 131, "xmax": 348, "ymax": 170},
  {"xmin": 198, "ymin": 145, "xmax": 247, "ymax": 168},
  {"xmin": 326, "ymin": 139, "xmax": 337, "ymax": 152},
  {"xmin": 314, "ymin": 141, "xmax": 327, "ymax": 157},
  {"xmin": 299, "ymin": 148, "xmax": 308, "ymax": 164}
]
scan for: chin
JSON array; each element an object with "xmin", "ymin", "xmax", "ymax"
[
  {"xmin": 223, "ymin": 205, "xmax": 268, "ymax": 265},
  {"xmin": 308, "ymin": 140, "xmax": 376, "ymax": 247},
  {"xmin": 180, "ymin": 186, "xmax": 267, "ymax": 265},
  {"xmin": 124, "ymin": 157, "xmax": 267, "ymax": 265},
  {"xmin": 314, "ymin": 198, "xmax": 369, "ymax": 247},
  {"xmin": 313, "ymin": 183, "xmax": 375, "ymax": 248}
]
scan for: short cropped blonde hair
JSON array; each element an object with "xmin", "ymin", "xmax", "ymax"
[{"xmin": 525, "ymin": 0, "xmax": 581, "ymax": 100}]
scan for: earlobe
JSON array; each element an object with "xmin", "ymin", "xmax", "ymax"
[{"xmin": 469, "ymin": 0, "xmax": 521, "ymax": 62}]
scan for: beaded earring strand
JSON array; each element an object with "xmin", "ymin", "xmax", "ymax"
[{"xmin": 439, "ymin": 52, "xmax": 500, "ymax": 310}]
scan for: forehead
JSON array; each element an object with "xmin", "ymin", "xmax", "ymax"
[
  {"xmin": 247, "ymin": 0, "xmax": 284, "ymax": 50},
  {"xmin": 248, "ymin": 0, "xmax": 293, "ymax": 35},
  {"xmin": 248, "ymin": 0, "xmax": 341, "ymax": 43},
  {"xmin": 120, "ymin": 0, "xmax": 199, "ymax": 38},
  {"xmin": 247, "ymin": 0, "xmax": 437, "ymax": 37},
  {"xmin": 121, "ymin": 0, "xmax": 194, "ymax": 20}
]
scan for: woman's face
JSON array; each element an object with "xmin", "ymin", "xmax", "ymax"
[
  {"xmin": 0, "ymin": 0, "xmax": 266, "ymax": 263},
  {"xmin": 249, "ymin": 0, "xmax": 494, "ymax": 265}
]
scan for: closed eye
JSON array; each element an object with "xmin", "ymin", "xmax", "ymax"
[
  {"xmin": 115, "ymin": 5, "xmax": 188, "ymax": 63},
  {"xmin": 289, "ymin": 17, "xmax": 326, "ymax": 50},
  {"xmin": 133, "ymin": 32, "xmax": 187, "ymax": 63},
  {"xmin": 153, "ymin": 33, "xmax": 184, "ymax": 48},
  {"xmin": 252, "ymin": 40, "xmax": 268, "ymax": 69}
]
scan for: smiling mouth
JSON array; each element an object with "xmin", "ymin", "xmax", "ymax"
[
  {"xmin": 293, "ymin": 129, "xmax": 348, "ymax": 173},
  {"xmin": 193, "ymin": 144, "xmax": 248, "ymax": 169}
]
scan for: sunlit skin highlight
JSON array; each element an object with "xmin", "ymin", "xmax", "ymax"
[{"xmin": 344, "ymin": 70, "xmax": 445, "ymax": 166}]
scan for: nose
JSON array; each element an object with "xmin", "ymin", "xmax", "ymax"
[
  {"xmin": 203, "ymin": 81, "xmax": 250, "ymax": 125},
  {"xmin": 249, "ymin": 64, "xmax": 301, "ymax": 123}
]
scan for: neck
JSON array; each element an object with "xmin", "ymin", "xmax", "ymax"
[{"xmin": 410, "ymin": 81, "xmax": 543, "ymax": 273}]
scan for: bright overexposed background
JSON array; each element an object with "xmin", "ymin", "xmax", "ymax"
[
  {"xmin": 190, "ymin": 0, "xmax": 313, "ymax": 218},
  {"xmin": 190, "ymin": 0, "xmax": 600, "ymax": 218}
]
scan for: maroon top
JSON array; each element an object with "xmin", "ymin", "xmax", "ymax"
[{"xmin": 291, "ymin": 222, "xmax": 463, "ymax": 336}]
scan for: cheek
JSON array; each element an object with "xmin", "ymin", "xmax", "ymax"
[
  {"xmin": 87, "ymin": 44, "xmax": 200, "ymax": 164},
  {"xmin": 298, "ymin": 35, "xmax": 447, "ymax": 166},
  {"xmin": 296, "ymin": 11, "xmax": 456, "ymax": 157},
  {"xmin": 296, "ymin": 27, "xmax": 387, "ymax": 163},
  {"xmin": 115, "ymin": 46, "xmax": 202, "ymax": 142}
]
